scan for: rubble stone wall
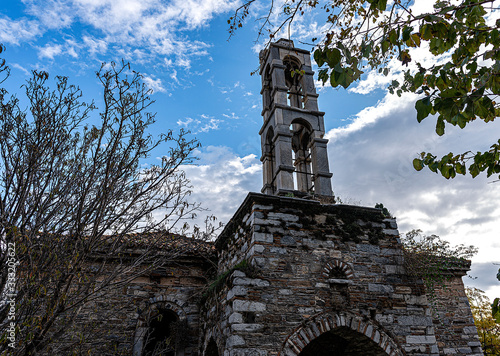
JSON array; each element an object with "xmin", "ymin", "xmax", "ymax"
[{"xmin": 202, "ymin": 193, "xmax": 482, "ymax": 356}]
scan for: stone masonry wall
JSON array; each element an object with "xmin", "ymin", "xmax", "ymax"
[
  {"xmin": 59, "ymin": 255, "xmax": 210, "ymax": 356},
  {"xmin": 432, "ymin": 276, "xmax": 483, "ymax": 355},
  {"xmin": 202, "ymin": 193, "xmax": 482, "ymax": 356}
]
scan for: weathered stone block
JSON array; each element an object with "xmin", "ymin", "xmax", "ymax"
[
  {"xmin": 382, "ymin": 228, "xmax": 399, "ymax": 236},
  {"xmin": 226, "ymin": 335, "xmax": 246, "ymax": 347},
  {"xmin": 232, "ymin": 300, "xmax": 266, "ymax": 312},
  {"xmin": 227, "ymin": 286, "xmax": 248, "ymax": 300},
  {"xmin": 231, "ymin": 323, "xmax": 264, "ymax": 332},
  {"xmin": 252, "ymin": 232, "xmax": 274, "ymax": 243},
  {"xmin": 406, "ymin": 335, "xmax": 437, "ymax": 344},
  {"xmin": 233, "ymin": 277, "xmax": 270, "ymax": 287},
  {"xmin": 268, "ymin": 212, "xmax": 299, "ymax": 222},
  {"xmin": 368, "ymin": 283, "xmax": 394, "ymax": 294},
  {"xmin": 397, "ymin": 316, "xmax": 433, "ymax": 326}
]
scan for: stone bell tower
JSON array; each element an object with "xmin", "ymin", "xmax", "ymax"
[{"xmin": 259, "ymin": 39, "xmax": 333, "ymax": 196}]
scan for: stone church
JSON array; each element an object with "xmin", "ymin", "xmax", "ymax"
[{"xmin": 94, "ymin": 39, "xmax": 483, "ymax": 356}]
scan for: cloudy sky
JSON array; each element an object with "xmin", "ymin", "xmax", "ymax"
[{"xmin": 1, "ymin": 0, "xmax": 499, "ymax": 299}]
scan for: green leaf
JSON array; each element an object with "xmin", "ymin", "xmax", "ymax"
[
  {"xmin": 493, "ymin": 298, "xmax": 500, "ymax": 323},
  {"xmin": 382, "ymin": 40, "xmax": 390, "ymax": 54},
  {"xmin": 389, "ymin": 29, "xmax": 398, "ymax": 45},
  {"xmin": 314, "ymin": 49, "xmax": 325, "ymax": 67},
  {"xmin": 378, "ymin": 0, "xmax": 387, "ymax": 11},
  {"xmin": 457, "ymin": 114, "xmax": 467, "ymax": 129},
  {"xmin": 469, "ymin": 163, "xmax": 480, "ymax": 177},
  {"xmin": 402, "ymin": 26, "xmax": 412, "ymax": 41},
  {"xmin": 413, "ymin": 159, "xmax": 424, "ymax": 171},
  {"xmin": 326, "ymin": 48, "xmax": 341, "ymax": 67},
  {"xmin": 415, "ymin": 97, "xmax": 432, "ymax": 122},
  {"xmin": 456, "ymin": 162, "xmax": 466, "ymax": 175},
  {"xmin": 361, "ymin": 41, "xmax": 372, "ymax": 58},
  {"xmin": 318, "ymin": 69, "xmax": 329, "ymax": 84},
  {"xmin": 420, "ymin": 24, "xmax": 433, "ymax": 40},
  {"xmin": 441, "ymin": 165, "xmax": 451, "ymax": 179},
  {"xmin": 436, "ymin": 116, "xmax": 445, "ymax": 136}
]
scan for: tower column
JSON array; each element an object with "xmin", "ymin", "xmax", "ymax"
[
  {"xmin": 310, "ymin": 138, "xmax": 333, "ymax": 196},
  {"xmin": 273, "ymin": 130, "xmax": 294, "ymax": 193}
]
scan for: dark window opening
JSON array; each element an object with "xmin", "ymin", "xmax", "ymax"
[
  {"xmin": 328, "ymin": 266, "xmax": 347, "ymax": 279},
  {"xmin": 243, "ymin": 311, "xmax": 256, "ymax": 323}
]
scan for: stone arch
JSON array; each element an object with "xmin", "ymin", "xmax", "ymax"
[
  {"xmin": 322, "ymin": 259, "xmax": 354, "ymax": 280},
  {"xmin": 133, "ymin": 297, "xmax": 187, "ymax": 356},
  {"xmin": 280, "ymin": 312, "xmax": 404, "ymax": 356}
]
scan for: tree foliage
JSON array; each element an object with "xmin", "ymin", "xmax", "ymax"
[
  {"xmin": 466, "ymin": 287, "xmax": 500, "ymax": 355},
  {"xmin": 230, "ymin": 0, "xmax": 499, "ymax": 179},
  {"xmin": 0, "ymin": 46, "xmax": 208, "ymax": 354},
  {"xmin": 401, "ymin": 229, "xmax": 477, "ymax": 310}
]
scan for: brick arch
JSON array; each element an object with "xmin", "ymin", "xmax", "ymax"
[
  {"xmin": 145, "ymin": 295, "xmax": 188, "ymax": 321},
  {"xmin": 279, "ymin": 312, "xmax": 404, "ymax": 356},
  {"xmin": 322, "ymin": 259, "xmax": 354, "ymax": 280}
]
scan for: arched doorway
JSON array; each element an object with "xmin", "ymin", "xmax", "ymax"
[
  {"xmin": 281, "ymin": 313, "xmax": 404, "ymax": 356},
  {"xmin": 143, "ymin": 309, "xmax": 178, "ymax": 356},
  {"xmin": 205, "ymin": 338, "xmax": 219, "ymax": 356},
  {"xmin": 298, "ymin": 327, "xmax": 388, "ymax": 356}
]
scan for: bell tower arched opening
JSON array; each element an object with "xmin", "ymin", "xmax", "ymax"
[
  {"xmin": 291, "ymin": 120, "xmax": 313, "ymax": 193},
  {"xmin": 284, "ymin": 56, "xmax": 304, "ymax": 109}
]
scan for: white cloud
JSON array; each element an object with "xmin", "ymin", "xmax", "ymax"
[
  {"xmin": 326, "ymin": 90, "xmax": 500, "ymax": 299},
  {"xmin": 38, "ymin": 44, "xmax": 64, "ymax": 59},
  {"xmin": 198, "ymin": 118, "xmax": 221, "ymax": 133},
  {"xmin": 0, "ymin": 17, "xmax": 42, "ymax": 44},
  {"xmin": 176, "ymin": 115, "xmax": 223, "ymax": 133},
  {"xmin": 177, "ymin": 117, "xmax": 194, "ymax": 127},
  {"xmin": 83, "ymin": 36, "xmax": 108, "ymax": 56},
  {"xmin": 142, "ymin": 74, "xmax": 167, "ymax": 93},
  {"xmin": 8, "ymin": 0, "xmax": 239, "ymax": 68},
  {"xmin": 182, "ymin": 146, "xmax": 262, "ymax": 225},
  {"xmin": 326, "ymin": 91, "xmax": 419, "ymax": 141},
  {"xmin": 222, "ymin": 112, "xmax": 240, "ymax": 120}
]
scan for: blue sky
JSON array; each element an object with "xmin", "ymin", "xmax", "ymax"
[{"xmin": 1, "ymin": 0, "xmax": 499, "ymax": 299}]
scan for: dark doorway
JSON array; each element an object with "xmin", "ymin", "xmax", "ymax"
[
  {"xmin": 143, "ymin": 309, "xmax": 178, "ymax": 356},
  {"xmin": 205, "ymin": 338, "xmax": 219, "ymax": 356},
  {"xmin": 298, "ymin": 327, "xmax": 388, "ymax": 356}
]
